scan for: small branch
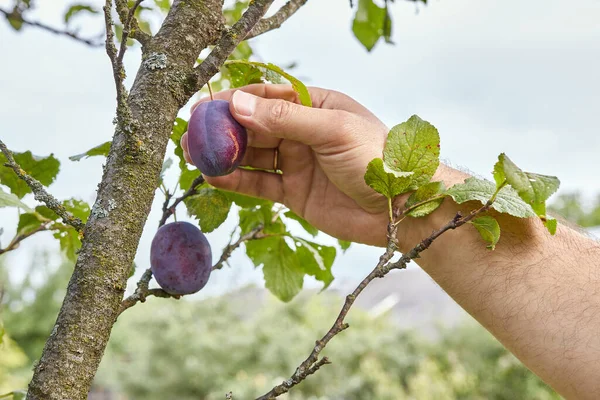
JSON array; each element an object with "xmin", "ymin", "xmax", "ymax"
[
  {"xmin": 0, "ymin": 7, "xmax": 104, "ymax": 47},
  {"xmin": 116, "ymin": 0, "xmax": 145, "ymax": 65},
  {"xmin": 0, "ymin": 223, "xmax": 49, "ymax": 255},
  {"xmin": 118, "ymin": 268, "xmax": 180, "ymax": 315},
  {"xmin": 114, "ymin": 0, "xmax": 151, "ymax": 46},
  {"xmin": 258, "ymin": 197, "xmax": 498, "ymax": 399},
  {"xmin": 212, "ymin": 224, "xmax": 265, "ymax": 271},
  {"xmin": 103, "ymin": 0, "xmax": 131, "ymax": 128},
  {"xmin": 245, "ymin": 0, "xmax": 308, "ymax": 40},
  {"xmin": 0, "ymin": 140, "xmax": 85, "ymax": 231},
  {"xmin": 194, "ymin": 0, "xmax": 275, "ymax": 89},
  {"xmin": 158, "ymin": 175, "xmax": 206, "ymax": 227}
]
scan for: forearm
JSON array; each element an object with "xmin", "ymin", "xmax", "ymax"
[{"xmin": 398, "ymin": 164, "xmax": 600, "ymax": 399}]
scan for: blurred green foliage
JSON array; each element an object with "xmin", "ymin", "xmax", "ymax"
[
  {"xmin": 548, "ymin": 192, "xmax": 600, "ymax": 227},
  {"xmin": 1, "ymin": 254, "xmax": 559, "ymax": 399}
]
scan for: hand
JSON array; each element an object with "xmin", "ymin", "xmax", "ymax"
[{"xmin": 181, "ymin": 84, "xmax": 392, "ymax": 246}]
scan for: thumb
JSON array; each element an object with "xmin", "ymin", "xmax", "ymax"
[{"xmin": 229, "ymin": 90, "xmax": 351, "ymax": 147}]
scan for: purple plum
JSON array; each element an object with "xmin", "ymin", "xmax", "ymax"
[
  {"xmin": 187, "ymin": 100, "xmax": 248, "ymax": 177},
  {"xmin": 150, "ymin": 221, "xmax": 212, "ymax": 295}
]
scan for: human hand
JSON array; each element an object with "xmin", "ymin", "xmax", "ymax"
[{"xmin": 181, "ymin": 84, "xmax": 392, "ymax": 246}]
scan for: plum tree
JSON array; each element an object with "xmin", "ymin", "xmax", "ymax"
[
  {"xmin": 150, "ymin": 221, "xmax": 212, "ymax": 295},
  {"xmin": 187, "ymin": 100, "xmax": 248, "ymax": 177}
]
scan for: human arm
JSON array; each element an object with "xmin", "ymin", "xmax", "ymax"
[{"xmin": 182, "ymin": 84, "xmax": 600, "ymax": 398}]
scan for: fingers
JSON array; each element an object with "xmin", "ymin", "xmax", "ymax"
[
  {"xmin": 228, "ymin": 90, "xmax": 353, "ymax": 147},
  {"xmin": 191, "ymin": 84, "xmax": 377, "ymax": 120},
  {"xmin": 240, "ymin": 147, "xmax": 278, "ymax": 170},
  {"xmin": 204, "ymin": 169, "xmax": 284, "ymax": 204}
]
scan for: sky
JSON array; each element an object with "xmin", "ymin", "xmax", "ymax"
[{"xmin": 1, "ymin": 0, "xmax": 599, "ymax": 300}]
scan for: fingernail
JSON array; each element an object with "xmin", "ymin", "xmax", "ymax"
[{"xmin": 232, "ymin": 90, "xmax": 256, "ymax": 117}]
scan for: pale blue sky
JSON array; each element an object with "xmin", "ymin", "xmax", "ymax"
[{"xmin": 1, "ymin": 0, "xmax": 599, "ymax": 298}]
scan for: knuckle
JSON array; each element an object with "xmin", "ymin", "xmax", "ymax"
[{"xmin": 268, "ymin": 99, "xmax": 293, "ymax": 126}]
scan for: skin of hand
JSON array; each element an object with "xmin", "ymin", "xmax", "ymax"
[{"xmin": 182, "ymin": 84, "xmax": 600, "ymax": 398}]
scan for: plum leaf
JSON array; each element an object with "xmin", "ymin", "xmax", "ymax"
[
  {"xmin": 364, "ymin": 158, "xmax": 413, "ymax": 199},
  {"xmin": 470, "ymin": 216, "xmax": 500, "ymax": 250},
  {"xmin": 69, "ymin": 141, "xmax": 111, "ymax": 161},
  {"xmin": 184, "ymin": 188, "xmax": 232, "ymax": 233},
  {"xmin": 0, "ymin": 187, "xmax": 33, "ymax": 212},
  {"xmin": 405, "ymin": 181, "xmax": 446, "ymax": 217},
  {"xmin": 447, "ymin": 177, "xmax": 536, "ymax": 218},
  {"xmin": 295, "ymin": 238, "xmax": 335, "ymax": 290},
  {"xmin": 224, "ymin": 60, "xmax": 312, "ymax": 107},
  {"xmin": 285, "ymin": 211, "xmax": 318, "ymax": 237},
  {"xmin": 0, "ymin": 151, "xmax": 60, "ymax": 199},
  {"xmin": 383, "ymin": 115, "xmax": 440, "ymax": 191},
  {"xmin": 246, "ymin": 236, "xmax": 304, "ymax": 302},
  {"xmin": 352, "ymin": 0, "xmax": 387, "ymax": 51}
]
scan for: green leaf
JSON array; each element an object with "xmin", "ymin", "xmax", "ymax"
[
  {"xmin": 223, "ymin": 0, "xmax": 248, "ymax": 25},
  {"xmin": 405, "ymin": 181, "xmax": 446, "ymax": 217},
  {"xmin": 338, "ymin": 239, "xmax": 351, "ymax": 252},
  {"xmin": 295, "ymin": 238, "xmax": 335, "ymax": 290},
  {"xmin": 544, "ymin": 217, "xmax": 557, "ymax": 235},
  {"xmin": 383, "ymin": 115, "xmax": 440, "ymax": 190},
  {"xmin": 495, "ymin": 153, "xmax": 560, "ymax": 206},
  {"xmin": 0, "ymin": 187, "xmax": 33, "ymax": 212},
  {"xmin": 17, "ymin": 213, "xmax": 43, "ymax": 236},
  {"xmin": 62, "ymin": 199, "xmax": 90, "ymax": 224},
  {"xmin": 154, "ymin": 0, "xmax": 171, "ymax": 12},
  {"xmin": 382, "ymin": 4, "xmax": 393, "ymax": 44},
  {"xmin": 64, "ymin": 4, "xmax": 98, "ymax": 25},
  {"xmin": 364, "ymin": 158, "xmax": 413, "ymax": 199},
  {"xmin": 0, "ymin": 391, "xmax": 27, "ymax": 400},
  {"xmin": 224, "ymin": 63, "xmax": 263, "ymax": 88},
  {"xmin": 226, "ymin": 191, "xmax": 271, "ymax": 208},
  {"xmin": 352, "ymin": 0, "xmax": 386, "ymax": 51},
  {"xmin": 35, "ymin": 205, "xmax": 58, "ymax": 220},
  {"xmin": 224, "ymin": 60, "xmax": 312, "ymax": 107},
  {"xmin": 169, "ymin": 118, "xmax": 202, "ymax": 191},
  {"xmin": 0, "ymin": 151, "xmax": 60, "ymax": 198},
  {"xmin": 69, "ymin": 141, "xmax": 111, "ymax": 161},
  {"xmin": 470, "ymin": 216, "xmax": 500, "ymax": 250},
  {"xmin": 160, "ymin": 158, "xmax": 173, "ymax": 184},
  {"xmin": 447, "ymin": 177, "xmax": 536, "ymax": 218},
  {"xmin": 285, "ymin": 211, "xmax": 318, "ymax": 237},
  {"xmin": 239, "ymin": 205, "xmax": 284, "ymax": 235},
  {"xmin": 184, "ymin": 188, "xmax": 232, "ymax": 233},
  {"xmin": 246, "ymin": 236, "xmax": 304, "ymax": 302},
  {"xmin": 53, "ymin": 225, "xmax": 81, "ymax": 262}
]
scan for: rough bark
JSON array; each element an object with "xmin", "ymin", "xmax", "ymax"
[{"xmin": 26, "ymin": 1, "xmax": 224, "ymax": 398}]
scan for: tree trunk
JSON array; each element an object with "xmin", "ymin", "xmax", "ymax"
[{"xmin": 26, "ymin": 1, "xmax": 223, "ymax": 398}]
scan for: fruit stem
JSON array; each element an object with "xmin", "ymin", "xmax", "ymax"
[{"xmin": 207, "ymin": 81, "xmax": 214, "ymax": 101}]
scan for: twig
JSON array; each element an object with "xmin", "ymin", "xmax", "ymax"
[
  {"xmin": 116, "ymin": 0, "xmax": 145, "ymax": 65},
  {"xmin": 245, "ymin": 0, "xmax": 309, "ymax": 40},
  {"xmin": 212, "ymin": 224, "xmax": 265, "ymax": 271},
  {"xmin": 0, "ymin": 140, "xmax": 85, "ymax": 231},
  {"xmin": 0, "ymin": 7, "xmax": 104, "ymax": 47},
  {"xmin": 194, "ymin": 0, "xmax": 276, "ymax": 89},
  {"xmin": 103, "ymin": 0, "xmax": 130, "ymax": 126},
  {"xmin": 118, "ymin": 268, "xmax": 180, "ymax": 315},
  {"xmin": 114, "ymin": 0, "xmax": 151, "ymax": 46},
  {"xmin": 0, "ymin": 222, "xmax": 49, "ymax": 255},
  {"xmin": 257, "ymin": 197, "xmax": 498, "ymax": 399},
  {"xmin": 158, "ymin": 175, "xmax": 205, "ymax": 227}
]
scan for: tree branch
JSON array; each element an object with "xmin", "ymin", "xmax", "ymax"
[
  {"xmin": 0, "ymin": 7, "xmax": 104, "ymax": 47},
  {"xmin": 114, "ymin": 0, "xmax": 151, "ymax": 45},
  {"xmin": 116, "ymin": 0, "xmax": 146, "ymax": 65},
  {"xmin": 158, "ymin": 175, "xmax": 205, "ymax": 227},
  {"xmin": 257, "ymin": 197, "xmax": 497, "ymax": 399},
  {"xmin": 212, "ymin": 224, "xmax": 265, "ymax": 271},
  {"xmin": 0, "ymin": 140, "xmax": 85, "ymax": 232},
  {"xmin": 103, "ymin": 0, "xmax": 131, "ymax": 127},
  {"xmin": 0, "ymin": 222, "xmax": 49, "ymax": 255},
  {"xmin": 194, "ymin": 0, "xmax": 275, "ymax": 90},
  {"xmin": 245, "ymin": 0, "xmax": 309, "ymax": 40}
]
